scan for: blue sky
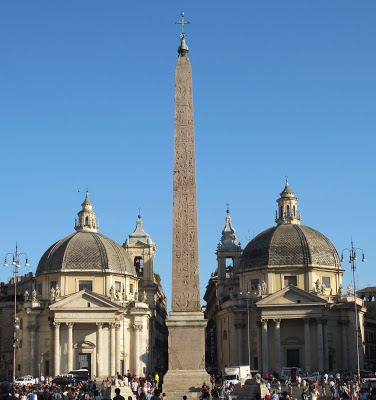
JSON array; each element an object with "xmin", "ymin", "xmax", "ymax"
[{"xmin": 1, "ymin": 1, "xmax": 375, "ymax": 310}]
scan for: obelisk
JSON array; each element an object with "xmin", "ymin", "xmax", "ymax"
[{"xmin": 163, "ymin": 13, "xmax": 209, "ymax": 397}]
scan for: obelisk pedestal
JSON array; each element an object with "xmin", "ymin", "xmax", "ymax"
[
  {"xmin": 163, "ymin": 313, "xmax": 209, "ymax": 396},
  {"xmin": 162, "ymin": 13, "xmax": 209, "ymax": 398}
]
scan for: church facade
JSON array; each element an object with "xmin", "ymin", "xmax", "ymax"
[
  {"xmin": 204, "ymin": 181, "xmax": 366, "ymax": 375},
  {"xmin": 7, "ymin": 192, "xmax": 167, "ymax": 380}
]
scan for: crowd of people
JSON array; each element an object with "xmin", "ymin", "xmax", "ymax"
[
  {"xmin": 261, "ymin": 372, "xmax": 376, "ymax": 400},
  {"xmin": 1, "ymin": 370, "xmax": 376, "ymax": 400},
  {"xmin": 0, "ymin": 372, "xmax": 165, "ymax": 400}
]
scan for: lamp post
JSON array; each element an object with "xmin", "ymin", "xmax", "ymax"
[
  {"xmin": 3, "ymin": 244, "xmax": 29, "ymax": 383},
  {"xmin": 340, "ymin": 239, "xmax": 365, "ymax": 384}
]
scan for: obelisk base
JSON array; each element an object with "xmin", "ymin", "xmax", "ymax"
[{"xmin": 163, "ymin": 312, "xmax": 210, "ymax": 398}]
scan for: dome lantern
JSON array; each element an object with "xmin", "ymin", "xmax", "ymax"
[
  {"xmin": 74, "ymin": 191, "xmax": 99, "ymax": 232},
  {"xmin": 275, "ymin": 179, "xmax": 301, "ymax": 225}
]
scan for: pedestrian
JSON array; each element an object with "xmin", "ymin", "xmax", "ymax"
[
  {"xmin": 0, "ymin": 382, "xmax": 18, "ymax": 400},
  {"xmin": 113, "ymin": 388, "xmax": 124, "ymax": 400},
  {"xmin": 297, "ymin": 376, "xmax": 302, "ymax": 392},
  {"xmin": 150, "ymin": 390, "xmax": 161, "ymax": 400}
]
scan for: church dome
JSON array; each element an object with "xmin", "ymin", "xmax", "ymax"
[
  {"xmin": 36, "ymin": 231, "xmax": 136, "ymax": 276},
  {"xmin": 36, "ymin": 191, "xmax": 136, "ymax": 277},
  {"xmin": 240, "ymin": 224, "xmax": 341, "ymax": 270},
  {"xmin": 240, "ymin": 181, "xmax": 340, "ymax": 270}
]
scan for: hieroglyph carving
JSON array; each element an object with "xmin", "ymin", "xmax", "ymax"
[{"xmin": 172, "ymin": 55, "xmax": 200, "ymax": 312}]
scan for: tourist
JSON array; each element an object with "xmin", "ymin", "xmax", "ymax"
[
  {"xmin": 91, "ymin": 390, "xmax": 103, "ymax": 400},
  {"xmin": 113, "ymin": 388, "xmax": 124, "ymax": 400},
  {"xmin": 270, "ymin": 390, "xmax": 278, "ymax": 400},
  {"xmin": 297, "ymin": 375, "xmax": 302, "ymax": 391},
  {"xmin": 150, "ymin": 390, "xmax": 161, "ymax": 400},
  {"xmin": 0, "ymin": 382, "xmax": 18, "ymax": 400}
]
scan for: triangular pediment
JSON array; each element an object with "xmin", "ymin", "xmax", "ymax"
[
  {"xmin": 256, "ymin": 285, "xmax": 327, "ymax": 307},
  {"xmin": 50, "ymin": 289, "xmax": 120, "ymax": 311}
]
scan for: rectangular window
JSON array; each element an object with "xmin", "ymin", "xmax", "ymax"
[
  {"xmin": 115, "ymin": 281, "xmax": 121, "ymax": 291},
  {"xmin": 130, "ymin": 283, "xmax": 134, "ymax": 294},
  {"xmin": 50, "ymin": 281, "xmax": 57, "ymax": 289},
  {"xmin": 284, "ymin": 276, "xmax": 297, "ymax": 287},
  {"xmin": 79, "ymin": 280, "xmax": 93, "ymax": 291},
  {"xmin": 250, "ymin": 279, "xmax": 259, "ymax": 291},
  {"xmin": 322, "ymin": 277, "xmax": 331, "ymax": 288},
  {"xmin": 38, "ymin": 283, "xmax": 43, "ymax": 295}
]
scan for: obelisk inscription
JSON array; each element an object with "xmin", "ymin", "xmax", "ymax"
[{"xmin": 172, "ymin": 50, "xmax": 200, "ymax": 312}]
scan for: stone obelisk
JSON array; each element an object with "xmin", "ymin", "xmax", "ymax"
[{"xmin": 163, "ymin": 13, "xmax": 209, "ymax": 397}]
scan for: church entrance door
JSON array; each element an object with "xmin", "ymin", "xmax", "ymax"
[
  {"xmin": 78, "ymin": 353, "xmax": 91, "ymax": 377},
  {"xmin": 286, "ymin": 349, "xmax": 299, "ymax": 367}
]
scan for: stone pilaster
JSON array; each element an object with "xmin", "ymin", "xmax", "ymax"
[
  {"xmin": 323, "ymin": 320, "xmax": 329, "ymax": 372},
  {"xmin": 340, "ymin": 320, "xmax": 349, "ymax": 370},
  {"xmin": 235, "ymin": 322, "xmax": 245, "ymax": 365},
  {"xmin": 257, "ymin": 321, "xmax": 262, "ymax": 371},
  {"xmin": 29, "ymin": 322, "xmax": 38, "ymax": 376},
  {"xmin": 317, "ymin": 319, "xmax": 324, "ymax": 372}
]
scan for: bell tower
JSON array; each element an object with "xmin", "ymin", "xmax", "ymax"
[
  {"xmin": 275, "ymin": 179, "xmax": 302, "ymax": 225},
  {"xmin": 74, "ymin": 191, "xmax": 99, "ymax": 232}
]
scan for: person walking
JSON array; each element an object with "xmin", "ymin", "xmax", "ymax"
[{"xmin": 113, "ymin": 388, "xmax": 124, "ymax": 400}]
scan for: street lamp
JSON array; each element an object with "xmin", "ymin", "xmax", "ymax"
[
  {"xmin": 3, "ymin": 243, "xmax": 29, "ymax": 383},
  {"xmin": 340, "ymin": 239, "xmax": 365, "ymax": 384}
]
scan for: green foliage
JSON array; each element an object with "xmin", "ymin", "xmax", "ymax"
[{"xmin": 154, "ymin": 273, "xmax": 161, "ymax": 284}]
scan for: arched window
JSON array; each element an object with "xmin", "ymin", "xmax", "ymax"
[
  {"xmin": 293, "ymin": 206, "xmax": 296, "ymax": 216},
  {"xmin": 85, "ymin": 216, "xmax": 89, "ymax": 226},
  {"xmin": 286, "ymin": 205, "xmax": 290, "ymax": 217},
  {"xmin": 280, "ymin": 206, "xmax": 283, "ymax": 217}
]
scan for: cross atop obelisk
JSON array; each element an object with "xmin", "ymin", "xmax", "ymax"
[
  {"xmin": 163, "ymin": 13, "xmax": 209, "ymax": 396},
  {"xmin": 175, "ymin": 12, "xmax": 191, "ymax": 36}
]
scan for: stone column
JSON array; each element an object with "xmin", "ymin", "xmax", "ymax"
[
  {"xmin": 323, "ymin": 320, "xmax": 329, "ymax": 372},
  {"xmin": 53, "ymin": 322, "xmax": 61, "ymax": 376},
  {"xmin": 67, "ymin": 322, "xmax": 74, "ymax": 372},
  {"xmin": 109, "ymin": 322, "xmax": 116, "ymax": 377},
  {"xmin": 115, "ymin": 324, "xmax": 121, "ymax": 375},
  {"xmin": 317, "ymin": 319, "xmax": 324, "ymax": 372},
  {"xmin": 261, "ymin": 319, "xmax": 269, "ymax": 374},
  {"xmin": 341, "ymin": 320, "xmax": 348, "ymax": 371},
  {"xmin": 304, "ymin": 318, "xmax": 311, "ymax": 372},
  {"xmin": 274, "ymin": 319, "xmax": 281, "ymax": 375},
  {"xmin": 96, "ymin": 323, "xmax": 103, "ymax": 379},
  {"xmin": 133, "ymin": 323, "xmax": 142, "ymax": 376}
]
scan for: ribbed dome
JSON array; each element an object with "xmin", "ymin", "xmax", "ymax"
[
  {"xmin": 36, "ymin": 231, "xmax": 137, "ymax": 276},
  {"xmin": 240, "ymin": 224, "xmax": 341, "ymax": 270}
]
